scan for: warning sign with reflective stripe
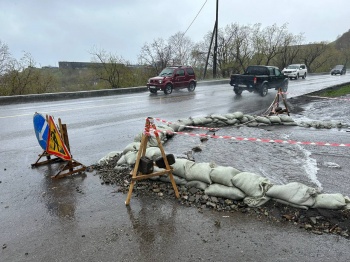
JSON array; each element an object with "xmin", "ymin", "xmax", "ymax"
[{"xmin": 46, "ymin": 115, "xmax": 72, "ymax": 161}]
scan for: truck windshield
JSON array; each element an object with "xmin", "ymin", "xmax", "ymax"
[{"xmin": 159, "ymin": 68, "xmax": 174, "ymax": 77}]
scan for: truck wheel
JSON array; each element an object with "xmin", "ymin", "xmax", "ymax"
[
  {"xmin": 188, "ymin": 82, "xmax": 196, "ymax": 92},
  {"xmin": 150, "ymin": 89, "xmax": 157, "ymax": 94},
  {"xmin": 260, "ymin": 84, "xmax": 268, "ymax": 97},
  {"xmin": 233, "ymin": 86, "xmax": 242, "ymax": 95},
  {"xmin": 164, "ymin": 84, "xmax": 173, "ymax": 94},
  {"xmin": 302, "ymin": 73, "xmax": 306, "ymax": 79}
]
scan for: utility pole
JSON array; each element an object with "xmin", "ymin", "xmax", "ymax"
[{"xmin": 213, "ymin": 0, "xmax": 218, "ymax": 78}]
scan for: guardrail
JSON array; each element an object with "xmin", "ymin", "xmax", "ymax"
[{"xmin": 0, "ymin": 79, "xmax": 230, "ymax": 105}]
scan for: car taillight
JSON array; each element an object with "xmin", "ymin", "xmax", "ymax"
[{"xmin": 254, "ymin": 77, "xmax": 257, "ymax": 84}]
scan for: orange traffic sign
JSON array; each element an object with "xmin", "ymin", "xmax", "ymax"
[{"xmin": 46, "ymin": 115, "xmax": 72, "ymax": 161}]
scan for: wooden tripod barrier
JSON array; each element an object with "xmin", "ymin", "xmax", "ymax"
[
  {"xmin": 125, "ymin": 117, "xmax": 180, "ymax": 205},
  {"xmin": 268, "ymin": 88, "xmax": 290, "ymax": 116}
]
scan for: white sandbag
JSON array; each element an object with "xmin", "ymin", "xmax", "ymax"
[
  {"xmin": 312, "ymin": 193, "xmax": 346, "ymax": 210},
  {"xmin": 124, "ymin": 151, "xmax": 137, "ymax": 165},
  {"xmin": 240, "ymin": 116, "xmax": 249, "ymax": 123},
  {"xmin": 211, "ymin": 114, "xmax": 228, "ymax": 121},
  {"xmin": 233, "ymin": 112, "xmax": 244, "ymax": 119},
  {"xmin": 274, "ymin": 198, "xmax": 309, "ymax": 210},
  {"xmin": 116, "ymin": 154, "xmax": 126, "ymax": 165},
  {"xmin": 255, "ymin": 116, "xmax": 271, "ymax": 125},
  {"xmin": 266, "ymin": 182, "xmax": 317, "ymax": 207},
  {"xmin": 177, "ymin": 118, "xmax": 193, "ymax": 126},
  {"xmin": 185, "ymin": 162, "xmax": 212, "ymax": 184},
  {"xmin": 210, "ymin": 166, "xmax": 241, "ymax": 187},
  {"xmin": 224, "ymin": 113, "xmax": 237, "ymax": 120},
  {"xmin": 244, "ymin": 115, "xmax": 255, "ymax": 121},
  {"xmin": 186, "ymin": 180, "xmax": 208, "ymax": 190},
  {"xmin": 122, "ymin": 142, "xmax": 140, "ymax": 155},
  {"xmin": 282, "ymin": 121, "xmax": 298, "ymax": 126},
  {"xmin": 145, "ymin": 147, "xmax": 162, "ymax": 160},
  {"xmin": 268, "ymin": 116, "xmax": 282, "ymax": 124},
  {"xmin": 243, "ymin": 196, "xmax": 271, "ymax": 207},
  {"xmin": 98, "ymin": 151, "xmax": 121, "ymax": 165},
  {"xmin": 247, "ymin": 122, "xmax": 258, "ymax": 127},
  {"xmin": 134, "ymin": 133, "xmax": 142, "ymax": 142},
  {"xmin": 205, "ymin": 184, "xmax": 246, "ymax": 200},
  {"xmin": 171, "ymin": 159, "xmax": 194, "ymax": 179},
  {"xmin": 159, "ymin": 174, "xmax": 187, "ymax": 185},
  {"xmin": 231, "ymin": 172, "xmax": 272, "ymax": 197},
  {"xmin": 192, "ymin": 117, "xmax": 209, "ymax": 126},
  {"xmin": 157, "ymin": 125, "xmax": 175, "ymax": 137},
  {"xmin": 279, "ymin": 115, "xmax": 294, "ymax": 122},
  {"xmin": 345, "ymin": 196, "xmax": 350, "ymax": 210},
  {"xmin": 226, "ymin": 119, "xmax": 238, "ymax": 125}
]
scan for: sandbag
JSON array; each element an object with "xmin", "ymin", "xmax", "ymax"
[
  {"xmin": 98, "ymin": 151, "xmax": 121, "ymax": 165},
  {"xmin": 116, "ymin": 154, "xmax": 126, "ymax": 166},
  {"xmin": 255, "ymin": 116, "xmax": 271, "ymax": 125},
  {"xmin": 211, "ymin": 114, "xmax": 228, "ymax": 121},
  {"xmin": 266, "ymin": 182, "xmax": 317, "ymax": 207},
  {"xmin": 145, "ymin": 147, "xmax": 162, "ymax": 160},
  {"xmin": 268, "ymin": 116, "xmax": 282, "ymax": 124},
  {"xmin": 312, "ymin": 193, "xmax": 346, "ymax": 210},
  {"xmin": 185, "ymin": 162, "xmax": 212, "ymax": 184},
  {"xmin": 210, "ymin": 166, "xmax": 241, "ymax": 187},
  {"xmin": 122, "ymin": 142, "xmax": 140, "ymax": 155},
  {"xmin": 243, "ymin": 196, "xmax": 271, "ymax": 207},
  {"xmin": 231, "ymin": 172, "xmax": 272, "ymax": 197},
  {"xmin": 124, "ymin": 151, "xmax": 137, "ymax": 165},
  {"xmin": 279, "ymin": 115, "xmax": 294, "ymax": 122},
  {"xmin": 186, "ymin": 180, "xmax": 208, "ymax": 190},
  {"xmin": 159, "ymin": 174, "xmax": 187, "ymax": 185},
  {"xmin": 171, "ymin": 159, "xmax": 194, "ymax": 179},
  {"xmin": 205, "ymin": 184, "xmax": 245, "ymax": 200}
]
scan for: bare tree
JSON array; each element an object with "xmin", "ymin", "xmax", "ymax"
[
  {"xmin": 90, "ymin": 48, "xmax": 128, "ymax": 88},
  {"xmin": 300, "ymin": 42, "xmax": 331, "ymax": 72},
  {"xmin": 168, "ymin": 32, "xmax": 194, "ymax": 66},
  {"xmin": 0, "ymin": 40, "xmax": 11, "ymax": 76},
  {"xmin": 138, "ymin": 38, "xmax": 172, "ymax": 75}
]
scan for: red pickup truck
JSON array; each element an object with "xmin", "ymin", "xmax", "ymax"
[{"xmin": 147, "ymin": 66, "xmax": 197, "ymax": 95}]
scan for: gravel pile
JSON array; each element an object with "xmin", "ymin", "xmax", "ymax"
[{"xmin": 92, "ymin": 153, "xmax": 350, "ymax": 240}]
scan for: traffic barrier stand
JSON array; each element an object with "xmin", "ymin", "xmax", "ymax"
[
  {"xmin": 31, "ymin": 114, "xmax": 86, "ymax": 179},
  {"xmin": 125, "ymin": 117, "xmax": 180, "ymax": 205},
  {"xmin": 262, "ymin": 87, "xmax": 290, "ymax": 116}
]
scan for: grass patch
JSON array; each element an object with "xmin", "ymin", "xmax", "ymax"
[{"xmin": 318, "ymin": 84, "xmax": 350, "ymax": 97}]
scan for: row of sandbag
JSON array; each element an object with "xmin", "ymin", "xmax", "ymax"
[
  {"xmin": 104, "ymin": 139, "xmax": 350, "ymax": 210},
  {"xmin": 165, "ymin": 112, "xmax": 348, "ymax": 130}
]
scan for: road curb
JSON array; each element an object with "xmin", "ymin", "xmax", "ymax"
[{"xmin": 0, "ymin": 79, "xmax": 229, "ymax": 105}]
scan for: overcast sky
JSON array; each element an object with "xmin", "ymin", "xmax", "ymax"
[{"xmin": 1, "ymin": 0, "xmax": 349, "ymax": 67}]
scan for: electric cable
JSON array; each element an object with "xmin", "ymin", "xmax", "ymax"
[{"xmin": 182, "ymin": 0, "xmax": 208, "ymax": 37}]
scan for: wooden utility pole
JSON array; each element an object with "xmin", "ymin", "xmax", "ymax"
[{"xmin": 213, "ymin": 0, "xmax": 218, "ymax": 78}]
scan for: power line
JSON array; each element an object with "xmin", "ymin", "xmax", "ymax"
[{"xmin": 182, "ymin": 0, "xmax": 208, "ymax": 37}]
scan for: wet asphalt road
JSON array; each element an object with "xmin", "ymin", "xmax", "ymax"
[{"xmin": 1, "ymin": 74, "xmax": 350, "ymax": 261}]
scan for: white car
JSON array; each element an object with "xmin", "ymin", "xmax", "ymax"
[{"xmin": 282, "ymin": 64, "xmax": 307, "ymax": 80}]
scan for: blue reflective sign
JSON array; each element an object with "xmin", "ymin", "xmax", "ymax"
[{"xmin": 33, "ymin": 113, "xmax": 49, "ymax": 150}]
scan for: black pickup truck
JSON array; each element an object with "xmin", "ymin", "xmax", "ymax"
[{"xmin": 230, "ymin": 65, "xmax": 288, "ymax": 97}]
